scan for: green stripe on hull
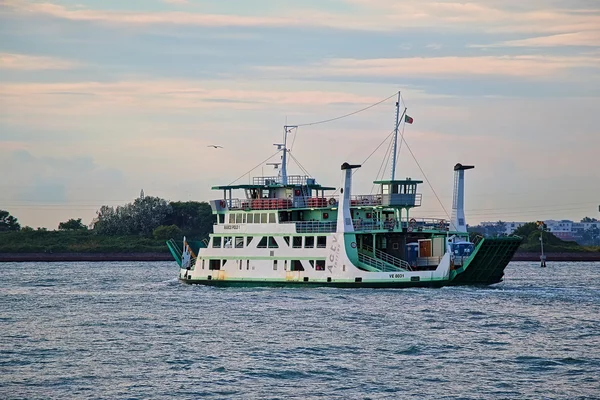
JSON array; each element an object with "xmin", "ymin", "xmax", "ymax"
[{"xmin": 179, "ymin": 277, "xmax": 448, "ymax": 289}]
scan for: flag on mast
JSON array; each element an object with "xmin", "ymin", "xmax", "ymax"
[{"xmin": 405, "ymin": 115, "xmax": 414, "ymax": 124}]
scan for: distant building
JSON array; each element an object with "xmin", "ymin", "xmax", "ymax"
[{"xmin": 478, "ymin": 218, "xmax": 600, "ymax": 243}]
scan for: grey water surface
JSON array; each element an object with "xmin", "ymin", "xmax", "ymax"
[{"xmin": 1, "ymin": 261, "xmax": 599, "ymax": 399}]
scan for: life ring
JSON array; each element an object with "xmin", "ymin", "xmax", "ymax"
[
  {"xmin": 409, "ymin": 218, "xmax": 417, "ymax": 226},
  {"xmin": 294, "ymin": 189, "xmax": 301, "ymax": 196},
  {"xmin": 407, "ymin": 226, "xmax": 413, "ymax": 232},
  {"xmin": 329, "ymin": 198, "xmax": 337, "ymax": 206},
  {"xmin": 219, "ymin": 200, "xmax": 226, "ymax": 208}
]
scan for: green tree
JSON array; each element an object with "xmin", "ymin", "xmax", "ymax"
[
  {"xmin": 21, "ymin": 226, "xmax": 34, "ymax": 232},
  {"xmin": 93, "ymin": 196, "xmax": 172, "ymax": 236},
  {"xmin": 153, "ymin": 224, "xmax": 183, "ymax": 240},
  {"xmin": 0, "ymin": 210, "xmax": 21, "ymax": 231},
  {"xmin": 165, "ymin": 201, "xmax": 215, "ymax": 239},
  {"xmin": 58, "ymin": 218, "xmax": 88, "ymax": 231}
]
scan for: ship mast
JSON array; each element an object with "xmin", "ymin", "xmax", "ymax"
[
  {"xmin": 278, "ymin": 125, "xmax": 296, "ymax": 185},
  {"xmin": 391, "ymin": 92, "xmax": 407, "ymax": 180}
]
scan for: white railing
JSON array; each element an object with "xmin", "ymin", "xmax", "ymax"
[
  {"xmin": 280, "ymin": 221, "xmax": 337, "ymax": 233},
  {"xmin": 358, "ymin": 253, "xmax": 406, "ymax": 272},
  {"xmin": 360, "ymin": 244, "xmax": 413, "ymax": 271}
]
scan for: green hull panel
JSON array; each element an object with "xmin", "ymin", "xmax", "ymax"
[
  {"xmin": 450, "ymin": 237, "xmax": 522, "ymax": 286},
  {"xmin": 179, "ymin": 277, "xmax": 447, "ymax": 289}
]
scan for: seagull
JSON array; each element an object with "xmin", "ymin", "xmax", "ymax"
[{"xmin": 207, "ymin": 145, "xmax": 223, "ymax": 149}]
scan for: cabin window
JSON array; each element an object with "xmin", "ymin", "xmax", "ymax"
[
  {"xmin": 273, "ymin": 260, "xmax": 278, "ymax": 270},
  {"xmin": 209, "ymin": 259, "xmax": 220, "ymax": 270},
  {"xmin": 257, "ymin": 237, "xmax": 268, "ymax": 248},
  {"xmin": 317, "ymin": 236, "xmax": 327, "ymax": 248},
  {"xmin": 235, "ymin": 237, "xmax": 244, "ymax": 248},
  {"xmin": 212, "ymin": 237, "xmax": 221, "ymax": 248},
  {"xmin": 293, "ymin": 236, "xmax": 302, "ymax": 248},
  {"xmin": 236, "ymin": 214, "xmax": 243, "ymax": 224},
  {"xmin": 269, "ymin": 213, "xmax": 276, "ymax": 223},
  {"xmin": 305, "ymin": 236, "xmax": 315, "ymax": 248},
  {"xmin": 309, "ymin": 260, "xmax": 315, "ymax": 268},
  {"xmin": 221, "ymin": 259, "xmax": 226, "ymax": 268},
  {"xmin": 283, "ymin": 236, "xmax": 290, "ymax": 246},
  {"xmin": 202, "ymin": 259, "xmax": 205, "ymax": 269},
  {"xmin": 268, "ymin": 236, "xmax": 279, "ymax": 248},
  {"xmin": 316, "ymin": 260, "xmax": 325, "ymax": 271},
  {"xmin": 261, "ymin": 213, "xmax": 268, "ymax": 224},
  {"xmin": 239, "ymin": 260, "xmax": 242, "ymax": 270},
  {"xmin": 246, "ymin": 260, "xmax": 250, "ymax": 270},
  {"xmin": 291, "ymin": 260, "xmax": 304, "ymax": 271},
  {"xmin": 246, "ymin": 236, "xmax": 253, "ymax": 247},
  {"xmin": 284, "ymin": 260, "xmax": 288, "ymax": 271},
  {"xmin": 229, "ymin": 214, "xmax": 235, "ymax": 224},
  {"xmin": 223, "ymin": 237, "xmax": 233, "ymax": 248}
]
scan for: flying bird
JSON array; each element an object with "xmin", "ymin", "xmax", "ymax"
[{"xmin": 207, "ymin": 145, "xmax": 223, "ymax": 149}]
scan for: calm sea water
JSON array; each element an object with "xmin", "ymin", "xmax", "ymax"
[{"xmin": 1, "ymin": 261, "xmax": 599, "ymax": 399}]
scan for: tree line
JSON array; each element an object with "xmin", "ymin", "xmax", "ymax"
[{"xmin": 0, "ymin": 196, "xmax": 215, "ymax": 242}]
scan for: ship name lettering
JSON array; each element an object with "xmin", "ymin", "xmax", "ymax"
[
  {"xmin": 389, "ymin": 273, "xmax": 404, "ymax": 279},
  {"xmin": 224, "ymin": 224, "xmax": 240, "ymax": 230}
]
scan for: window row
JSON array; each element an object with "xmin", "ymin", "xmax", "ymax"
[
  {"xmin": 198, "ymin": 259, "xmax": 326, "ymax": 271},
  {"xmin": 211, "ymin": 235, "xmax": 328, "ymax": 249},
  {"xmin": 228, "ymin": 212, "xmax": 276, "ymax": 224}
]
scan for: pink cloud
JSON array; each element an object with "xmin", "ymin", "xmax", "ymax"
[
  {"xmin": 0, "ymin": 52, "xmax": 80, "ymax": 70},
  {"xmin": 259, "ymin": 55, "xmax": 600, "ymax": 80}
]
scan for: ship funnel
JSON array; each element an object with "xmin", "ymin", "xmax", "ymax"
[
  {"xmin": 337, "ymin": 162, "xmax": 361, "ymax": 233},
  {"xmin": 451, "ymin": 163, "xmax": 474, "ymax": 233}
]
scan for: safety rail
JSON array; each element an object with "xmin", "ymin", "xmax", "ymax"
[
  {"xmin": 280, "ymin": 221, "xmax": 337, "ymax": 233},
  {"xmin": 360, "ymin": 244, "xmax": 413, "ymax": 271},
  {"xmin": 405, "ymin": 217, "xmax": 448, "ymax": 231},
  {"xmin": 358, "ymin": 253, "xmax": 405, "ymax": 272},
  {"xmin": 252, "ymin": 175, "xmax": 312, "ymax": 186}
]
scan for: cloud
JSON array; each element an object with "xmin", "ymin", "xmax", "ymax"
[
  {"xmin": 162, "ymin": 0, "xmax": 189, "ymax": 4},
  {"xmin": 258, "ymin": 55, "xmax": 600, "ymax": 80},
  {"xmin": 0, "ymin": 52, "xmax": 80, "ymax": 70},
  {"xmin": 477, "ymin": 31, "xmax": 600, "ymax": 48}
]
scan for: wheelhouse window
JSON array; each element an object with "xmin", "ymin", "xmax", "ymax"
[
  {"xmin": 254, "ymin": 214, "xmax": 261, "ymax": 224},
  {"xmin": 223, "ymin": 237, "xmax": 233, "ymax": 248},
  {"xmin": 261, "ymin": 213, "xmax": 268, "ymax": 224},
  {"xmin": 236, "ymin": 214, "xmax": 243, "ymax": 224},
  {"xmin": 247, "ymin": 213, "xmax": 254, "ymax": 224},
  {"xmin": 212, "ymin": 237, "xmax": 221, "ymax": 248},
  {"xmin": 305, "ymin": 236, "xmax": 315, "ymax": 248},
  {"xmin": 218, "ymin": 214, "xmax": 225, "ymax": 224},
  {"xmin": 269, "ymin": 213, "xmax": 276, "ymax": 223},
  {"xmin": 317, "ymin": 236, "xmax": 327, "ymax": 248},
  {"xmin": 229, "ymin": 214, "xmax": 235, "ymax": 224},
  {"xmin": 209, "ymin": 259, "xmax": 220, "ymax": 270}
]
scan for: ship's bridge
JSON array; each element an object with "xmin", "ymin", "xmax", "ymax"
[{"xmin": 373, "ymin": 179, "xmax": 423, "ymax": 208}]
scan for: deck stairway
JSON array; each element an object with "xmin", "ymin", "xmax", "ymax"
[
  {"xmin": 357, "ymin": 244, "xmax": 413, "ymax": 272},
  {"xmin": 451, "ymin": 236, "xmax": 522, "ymax": 285}
]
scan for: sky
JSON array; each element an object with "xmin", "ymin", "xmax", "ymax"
[{"xmin": 1, "ymin": 0, "xmax": 599, "ymax": 229}]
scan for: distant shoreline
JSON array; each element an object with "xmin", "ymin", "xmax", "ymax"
[
  {"xmin": 0, "ymin": 252, "xmax": 172, "ymax": 262},
  {"xmin": 1, "ymin": 252, "xmax": 599, "ymax": 263}
]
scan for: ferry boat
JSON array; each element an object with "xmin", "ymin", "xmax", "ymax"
[{"xmin": 167, "ymin": 97, "xmax": 522, "ymax": 288}]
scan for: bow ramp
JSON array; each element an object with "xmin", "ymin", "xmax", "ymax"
[{"xmin": 450, "ymin": 236, "xmax": 522, "ymax": 285}]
